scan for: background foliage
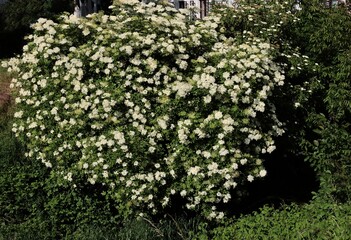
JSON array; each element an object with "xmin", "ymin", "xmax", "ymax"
[
  {"xmin": 0, "ymin": 0, "xmax": 73, "ymax": 58},
  {"xmin": 290, "ymin": 0, "xmax": 351, "ymax": 203}
]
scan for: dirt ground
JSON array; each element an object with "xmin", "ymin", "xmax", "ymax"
[{"xmin": 0, "ymin": 71, "xmax": 12, "ymax": 113}]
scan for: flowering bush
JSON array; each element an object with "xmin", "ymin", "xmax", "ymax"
[{"xmin": 4, "ymin": 0, "xmax": 294, "ymax": 220}]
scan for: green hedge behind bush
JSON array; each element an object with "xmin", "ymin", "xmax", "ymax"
[{"xmin": 292, "ymin": 1, "xmax": 351, "ymax": 203}]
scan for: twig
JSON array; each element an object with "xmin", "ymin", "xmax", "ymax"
[
  {"xmin": 142, "ymin": 217, "xmax": 164, "ymax": 238},
  {"xmin": 167, "ymin": 214, "xmax": 186, "ymax": 240}
]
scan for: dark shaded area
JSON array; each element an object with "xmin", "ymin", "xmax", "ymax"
[
  {"xmin": 0, "ymin": 0, "xmax": 113, "ymax": 59},
  {"xmin": 232, "ymin": 137, "xmax": 319, "ymax": 216},
  {"xmin": 0, "ymin": 27, "xmax": 26, "ymax": 58},
  {"xmin": 227, "ymin": 79, "xmax": 320, "ymax": 215},
  {"xmin": 0, "ymin": 0, "xmax": 72, "ymax": 58},
  {"xmin": 162, "ymin": 132, "xmax": 319, "ymax": 219}
]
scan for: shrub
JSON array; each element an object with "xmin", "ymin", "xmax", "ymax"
[
  {"xmin": 289, "ymin": 1, "xmax": 351, "ymax": 202},
  {"xmin": 2, "ymin": 0, "xmax": 314, "ymax": 220}
]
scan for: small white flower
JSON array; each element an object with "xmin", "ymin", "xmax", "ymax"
[
  {"xmin": 267, "ymin": 145, "xmax": 276, "ymax": 153},
  {"xmin": 214, "ymin": 111, "xmax": 223, "ymax": 119},
  {"xmin": 50, "ymin": 107, "xmax": 58, "ymax": 115},
  {"xmin": 88, "ymin": 178, "xmax": 96, "ymax": 185},
  {"xmin": 202, "ymin": 151, "xmax": 211, "ymax": 159},
  {"xmin": 157, "ymin": 118, "xmax": 167, "ymax": 129},
  {"xmin": 45, "ymin": 162, "xmax": 52, "ymax": 168},
  {"xmin": 148, "ymin": 146, "xmax": 156, "ymax": 153},
  {"xmin": 259, "ymin": 169, "xmax": 267, "ymax": 177},
  {"xmin": 216, "ymin": 212, "xmax": 224, "ymax": 219},
  {"xmin": 207, "ymin": 162, "xmax": 218, "ymax": 171},
  {"xmin": 162, "ymin": 197, "xmax": 169, "ymax": 206},
  {"xmin": 219, "ymin": 148, "xmax": 229, "ymax": 156},
  {"xmin": 203, "ymin": 95, "xmax": 212, "ymax": 103},
  {"xmin": 14, "ymin": 111, "xmax": 23, "ymax": 118},
  {"xmin": 82, "ymin": 29, "xmax": 90, "ymax": 36},
  {"xmin": 209, "ymin": 211, "xmax": 216, "ymax": 219},
  {"xmin": 188, "ymin": 166, "xmax": 200, "ymax": 175},
  {"xmin": 240, "ymin": 158, "xmax": 248, "ymax": 165},
  {"xmin": 125, "ymin": 46, "xmax": 133, "ymax": 55},
  {"xmin": 232, "ymin": 163, "xmax": 238, "ymax": 169}
]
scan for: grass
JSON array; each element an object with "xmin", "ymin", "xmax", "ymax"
[{"xmin": 0, "ymin": 214, "xmax": 205, "ymax": 240}]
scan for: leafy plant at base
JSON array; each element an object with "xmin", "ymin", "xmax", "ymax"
[{"xmin": 211, "ymin": 200, "xmax": 351, "ymax": 240}]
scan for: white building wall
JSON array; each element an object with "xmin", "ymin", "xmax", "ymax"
[
  {"xmin": 172, "ymin": 0, "xmax": 235, "ymax": 18},
  {"xmin": 138, "ymin": 0, "xmax": 236, "ymax": 18}
]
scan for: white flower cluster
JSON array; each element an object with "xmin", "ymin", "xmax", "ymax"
[{"xmin": 4, "ymin": 1, "xmax": 291, "ymax": 220}]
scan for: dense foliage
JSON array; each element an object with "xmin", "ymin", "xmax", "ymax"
[
  {"xmin": 212, "ymin": 201, "xmax": 351, "ymax": 240},
  {"xmin": 289, "ymin": 0, "xmax": 351, "ymax": 202}
]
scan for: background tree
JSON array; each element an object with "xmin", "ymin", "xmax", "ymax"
[
  {"xmin": 0, "ymin": 0, "xmax": 73, "ymax": 58},
  {"xmin": 290, "ymin": 0, "xmax": 351, "ymax": 203}
]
